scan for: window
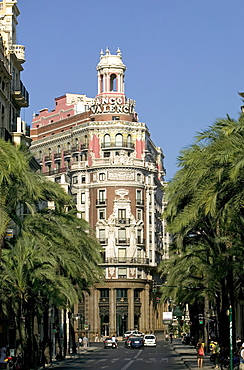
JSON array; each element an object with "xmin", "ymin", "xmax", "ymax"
[
  {"xmin": 112, "ymin": 116, "xmax": 120, "ymax": 121},
  {"xmin": 99, "ymin": 173, "xmax": 105, "ymax": 181},
  {"xmin": 136, "ymin": 190, "xmax": 143, "ymax": 205},
  {"xmin": 104, "ymin": 152, "xmax": 110, "ymax": 158},
  {"xmin": 73, "ymin": 194, "xmax": 77, "ymax": 204},
  {"xmin": 149, "ymin": 213, "xmax": 152, "ymax": 224},
  {"xmin": 73, "ymin": 176, "xmax": 78, "ymax": 184},
  {"xmin": 81, "ymin": 193, "xmax": 85, "ymax": 204},
  {"xmin": 118, "ymin": 209, "xmax": 126, "ymax": 220},
  {"xmin": 99, "ymin": 229, "xmax": 106, "ymax": 242},
  {"xmin": 81, "ymin": 212, "xmax": 85, "ymax": 219},
  {"xmin": 118, "ymin": 228, "xmax": 126, "ymax": 242},
  {"xmin": 115, "ymin": 133, "xmax": 123, "ymax": 147},
  {"xmin": 118, "ymin": 248, "xmax": 126, "ymax": 262},
  {"xmin": 118, "ymin": 268, "xmax": 127, "ymax": 279},
  {"xmin": 100, "ymin": 289, "xmax": 109, "ymax": 298},
  {"xmin": 99, "ymin": 209, "xmax": 106, "ymax": 220},
  {"xmin": 137, "ymin": 230, "xmax": 142, "ymax": 244},
  {"xmin": 127, "ymin": 134, "xmax": 132, "ymax": 147},
  {"xmin": 81, "ymin": 176, "xmax": 86, "ymax": 183},
  {"xmin": 137, "ymin": 269, "xmax": 142, "ymax": 279},
  {"xmin": 103, "ymin": 134, "xmax": 110, "ymax": 148},
  {"xmin": 116, "ymin": 289, "xmax": 127, "ymax": 298},
  {"xmin": 136, "ymin": 209, "xmax": 143, "ymax": 220},
  {"xmin": 137, "ymin": 173, "xmax": 141, "ymax": 182},
  {"xmin": 98, "ymin": 190, "xmax": 106, "ymax": 203},
  {"xmin": 55, "ymin": 176, "xmax": 61, "ymax": 183},
  {"xmin": 110, "ymin": 73, "xmax": 117, "ymax": 91}
]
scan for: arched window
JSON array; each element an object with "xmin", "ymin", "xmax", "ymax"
[
  {"xmin": 127, "ymin": 134, "xmax": 132, "ymax": 148},
  {"xmin": 110, "ymin": 74, "xmax": 117, "ymax": 92},
  {"xmin": 115, "ymin": 133, "xmax": 123, "ymax": 147},
  {"xmin": 103, "ymin": 134, "xmax": 111, "ymax": 148}
]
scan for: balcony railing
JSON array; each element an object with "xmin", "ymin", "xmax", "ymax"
[
  {"xmin": 10, "ymin": 44, "xmax": 25, "ymax": 62},
  {"xmin": 43, "ymin": 167, "xmax": 67, "ymax": 176},
  {"xmin": 115, "ymin": 238, "xmax": 130, "ymax": 245},
  {"xmin": 54, "ymin": 153, "xmax": 62, "ymax": 159},
  {"xmin": 100, "ymin": 257, "xmax": 149, "ymax": 265},
  {"xmin": 101, "ymin": 141, "xmax": 135, "ymax": 150},
  {"xmin": 96, "ymin": 199, "xmax": 107, "ymax": 206},
  {"xmin": 115, "ymin": 218, "xmax": 130, "ymax": 225},
  {"xmin": 44, "ymin": 155, "xmax": 52, "ymax": 163}
]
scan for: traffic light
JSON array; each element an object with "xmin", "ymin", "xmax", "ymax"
[
  {"xmin": 152, "ymin": 281, "xmax": 157, "ymax": 293},
  {"xmin": 198, "ymin": 314, "xmax": 203, "ymax": 324}
]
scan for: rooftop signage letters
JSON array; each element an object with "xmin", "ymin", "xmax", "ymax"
[{"xmin": 90, "ymin": 97, "xmax": 136, "ymax": 115}]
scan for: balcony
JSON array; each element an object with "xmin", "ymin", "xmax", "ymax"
[
  {"xmin": 96, "ymin": 199, "xmax": 107, "ymax": 206},
  {"xmin": 44, "ymin": 155, "xmax": 52, "ymax": 163},
  {"xmin": 101, "ymin": 141, "xmax": 135, "ymax": 150},
  {"xmin": 43, "ymin": 167, "xmax": 67, "ymax": 176},
  {"xmin": 54, "ymin": 153, "xmax": 62, "ymax": 160},
  {"xmin": 115, "ymin": 238, "xmax": 130, "ymax": 246},
  {"xmin": 115, "ymin": 218, "xmax": 130, "ymax": 226},
  {"xmin": 100, "ymin": 257, "xmax": 149, "ymax": 265},
  {"xmin": 10, "ymin": 44, "xmax": 25, "ymax": 63},
  {"xmin": 11, "ymin": 80, "xmax": 29, "ymax": 107},
  {"xmin": 63, "ymin": 150, "xmax": 71, "ymax": 159}
]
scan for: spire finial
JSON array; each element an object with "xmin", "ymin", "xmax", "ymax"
[
  {"xmin": 106, "ymin": 47, "xmax": 110, "ymax": 55},
  {"xmin": 117, "ymin": 47, "xmax": 122, "ymax": 57},
  {"xmin": 100, "ymin": 49, "xmax": 104, "ymax": 58}
]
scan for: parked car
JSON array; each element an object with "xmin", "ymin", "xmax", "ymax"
[
  {"xmin": 129, "ymin": 336, "xmax": 144, "ymax": 349},
  {"xmin": 144, "ymin": 334, "xmax": 157, "ymax": 347},
  {"xmin": 103, "ymin": 337, "xmax": 117, "ymax": 349}
]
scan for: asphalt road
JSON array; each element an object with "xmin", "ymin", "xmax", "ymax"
[{"xmin": 53, "ymin": 340, "xmax": 187, "ymax": 370}]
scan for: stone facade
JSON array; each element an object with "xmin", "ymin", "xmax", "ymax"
[{"xmin": 30, "ymin": 48, "xmax": 169, "ymax": 338}]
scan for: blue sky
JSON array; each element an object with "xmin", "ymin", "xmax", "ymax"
[{"xmin": 18, "ymin": 0, "xmax": 244, "ymax": 181}]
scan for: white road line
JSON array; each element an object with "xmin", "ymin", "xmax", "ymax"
[{"xmin": 120, "ymin": 360, "xmax": 134, "ymax": 370}]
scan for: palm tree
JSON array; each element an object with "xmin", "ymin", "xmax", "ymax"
[{"xmin": 160, "ymin": 113, "xmax": 244, "ymax": 347}]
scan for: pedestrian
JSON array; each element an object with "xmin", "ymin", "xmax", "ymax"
[
  {"xmin": 237, "ymin": 337, "xmax": 242, "ymax": 350},
  {"xmin": 212, "ymin": 341, "xmax": 220, "ymax": 369},
  {"xmin": 83, "ymin": 334, "xmax": 88, "ymax": 349},
  {"xmin": 111, "ymin": 334, "xmax": 118, "ymax": 348},
  {"xmin": 95, "ymin": 333, "xmax": 99, "ymax": 342},
  {"xmin": 196, "ymin": 339, "xmax": 204, "ymax": 368},
  {"xmin": 169, "ymin": 331, "xmax": 173, "ymax": 343},
  {"xmin": 0, "ymin": 346, "xmax": 6, "ymax": 363},
  {"xmin": 239, "ymin": 343, "xmax": 244, "ymax": 370}
]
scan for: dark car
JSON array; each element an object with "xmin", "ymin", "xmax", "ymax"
[{"xmin": 129, "ymin": 336, "xmax": 144, "ymax": 349}]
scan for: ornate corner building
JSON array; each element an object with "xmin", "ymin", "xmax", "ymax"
[{"xmin": 30, "ymin": 48, "xmax": 169, "ymax": 337}]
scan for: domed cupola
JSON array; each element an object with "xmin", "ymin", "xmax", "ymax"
[{"xmin": 96, "ymin": 47, "xmax": 126, "ymax": 96}]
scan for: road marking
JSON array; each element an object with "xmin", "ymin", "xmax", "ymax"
[{"xmin": 120, "ymin": 360, "xmax": 134, "ymax": 370}]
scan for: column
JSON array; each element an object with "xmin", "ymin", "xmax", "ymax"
[
  {"xmin": 109, "ymin": 288, "xmax": 116, "ymax": 335},
  {"xmin": 128, "ymin": 288, "xmax": 134, "ymax": 330},
  {"xmin": 140, "ymin": 284, "xmax": 150, "ymax": 333}
]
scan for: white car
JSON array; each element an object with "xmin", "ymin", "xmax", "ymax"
[
  {"xmin": 123, "ymin": 330, "xmax": 144, "ymax": 340},
  {"xmin": 144, "ymin": 334, "xmax": 157, "ymax": 347}
]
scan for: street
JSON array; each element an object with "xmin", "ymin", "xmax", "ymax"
[{"xmin": 52, "ymin": 340, "xmax": 187, "ymax": 370}]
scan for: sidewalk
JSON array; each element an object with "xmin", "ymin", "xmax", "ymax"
[{"xmin": 171, "ymin": 338, "xmax": 214, "ymax": 370}]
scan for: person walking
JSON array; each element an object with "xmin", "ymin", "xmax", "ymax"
[
  {"xmin": 212, "ymin": 341, "xmax": 220, "ymax": 369},
  {"xmin": 239, "ymin": 343, "xmax": 244, "ymax": 370},
  {"xmin": 83, "ymin": 334, "xmax": 88, "ymax": 350},
  {"xmin": 196, "ymin": 339, "xmax": 204, "ymax": 368},
  {"xmin": 169, "ymin": 331, "xmax": 173, "ymax": 343}
]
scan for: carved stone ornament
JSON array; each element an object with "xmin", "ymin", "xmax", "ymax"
[{"xmin": 115, "ymin": 189, "xmax": 129, "ymax": 198}]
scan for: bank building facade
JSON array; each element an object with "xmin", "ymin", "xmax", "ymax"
[{"xmin": 30, "ymin": 48, "xmax": 169, "ymax": 339}]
